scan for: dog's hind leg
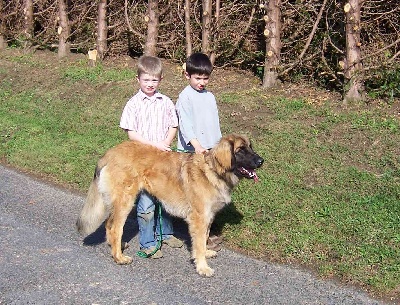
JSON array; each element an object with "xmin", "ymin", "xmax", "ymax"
[
  {"xmin": 107, "ymin": 195, "xmax": 135, "ymax": 265},
  {"xmin": 188, "ymin": 212, "xmax": 214, "ymax": 277}
]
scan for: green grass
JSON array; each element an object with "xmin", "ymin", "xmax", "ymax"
[
  {"xmin": 1, "ymin": 50, "xmax": 399, "ymax": 301},
  {"xmin": 61, "ymin": 60, "xmax": 137, "ymax": 83}
]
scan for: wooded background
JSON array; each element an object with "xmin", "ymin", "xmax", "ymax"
[{"xmin": 1, "ymin": 0, "xmax": 399, "ymax": 102}]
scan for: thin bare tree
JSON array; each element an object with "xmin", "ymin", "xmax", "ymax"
[
  {"xmin": 0, "ymin": 0, "xmax": 5, "ymax": 50},
  {"xmin": 262, "ymin": 0, "xmax": 282, "ymax": 88},
  {"xmin": 58, "ymin": 0, "xmax": 70, "ymax": 58},
  {"xmin": 144, "ymin": 0, "xmax": 159, "ymax": 56},
  {"xmin": 184, "ymin": 0, "xmax": 192, "ymax": 58},
  {"xmin": 23, "ymin": 0, "xmax": 34, "ymax": 49},
  {"xmin": 343, "ymin": 0, "xmax": 364, "ymax": 104},
  {"xmin": 201, "ymin": 0, "xmax": 212, "ymax": 55},
  {"xmin": 97, "ymin": 0, "xmax": 108, "ymax": 60},
  {"xmin": 209, "ymin": 0, "xmax": 220, "ymax": 64}
]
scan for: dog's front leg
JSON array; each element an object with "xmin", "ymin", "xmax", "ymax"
[{"xmin": 188, "ymin": 212, "xmax": 214, "ymax": 277}]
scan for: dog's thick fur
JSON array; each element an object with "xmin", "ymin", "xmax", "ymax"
[{"xmin": 76, "ymin": 134, "xmax": 263, "ymax": 276}]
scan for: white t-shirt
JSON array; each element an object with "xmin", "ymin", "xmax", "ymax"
[{"xmin": 176, "ymin": 85, "xmax": 222, "ymax": 151}]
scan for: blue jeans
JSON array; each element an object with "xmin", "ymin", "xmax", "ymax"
[{"xmin": 136, "ymin": 191, "xmax": 174, "ymax": 249}]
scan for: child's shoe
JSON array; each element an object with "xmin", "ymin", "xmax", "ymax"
[
  {"xmin": 207, "ymin": 235, "xmax": 223, "ymax": 252},
  {"xmin": 162, "ymin": 236, "xmax": 184, "ymax": 248},
  {"xmin": 143, "ymin": 246, "xmax": 163, "ymax": 259},
  {"xmin": 121, "ymin": 242, "xmax": 129, "ymax": 251},
  {"xmin": 208, "ymin": 235, "xmax": 223, "ymax": 244}
]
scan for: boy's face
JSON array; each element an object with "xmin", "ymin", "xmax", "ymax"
[
  {"xmin": 137, "ymin": 73, "xmax": 162, "ymax": 97},
  {"xmin": 185, "ymin": 72, "xmax": 209, "ymax": 92}
]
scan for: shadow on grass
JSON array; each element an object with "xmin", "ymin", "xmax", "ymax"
[{"xmin": 211, "ymin": 201, "xmax": 243, "ymax": 235}]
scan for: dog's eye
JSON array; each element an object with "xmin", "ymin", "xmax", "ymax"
[{"xmin": 236, "ymin": 146, "xmax": 246, "ymax": 153}]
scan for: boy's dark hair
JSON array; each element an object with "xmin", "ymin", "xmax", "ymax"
[{"xmin": 185, "ymin": 52, "xmax": 213, "ymax": 76}]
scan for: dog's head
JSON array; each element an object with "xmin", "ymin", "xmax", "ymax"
[{"xmin": 211, "ymin": 134, "xmax": 264, "ymax": 182}]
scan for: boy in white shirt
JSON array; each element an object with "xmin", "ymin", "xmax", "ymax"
[{"xmin": 176, "ymin": 52, "xmax": 224, "ymax": 250}]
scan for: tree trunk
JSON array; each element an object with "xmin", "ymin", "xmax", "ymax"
[
  {"xmin": 0, "ymin": 32, "xmax": 4, "ymax": 51},
  {"xmin": 57, "ymin": 0, "xmax": 70, "ymax": 59},
  {"xmin": 201, "ymin": 0, "xmax": 212, "ymax": 55},
  {"xmin": 0, "ymin": 0, "xmax": 5, "ymax": 50},
  {"xmin": 144, "ymin": 0, "xmax": 158, "ymax": 56},
  {"xmin": 209, "ymin": 0, "xmax": 220, "ymax": 64},
  {"xmin": 97, "ymin": 0, "xmax": 108, "ymax": 60},
  {"xmin": 184, "ymin": 0, "xmax": 192, "ymax": 58},
  {"xmin": 262, "ymin": 0, "xmax": 282, "ymax": 89},
  {"xmin": 23, "ymin": 0, "xmax": 34, "ymax": 49},
  {"xmin": 343, "ymin": 0, "xmax": 364, "ymax": 104}
]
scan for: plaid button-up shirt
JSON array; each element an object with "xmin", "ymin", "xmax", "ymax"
[{"xmin": 120, "ymin": 90, "xmax": 178, "ymax": 142}]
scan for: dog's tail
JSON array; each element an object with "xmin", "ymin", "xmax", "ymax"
[{"xmin": 76, "ymin": 165, "xmax": 110, "ymax": 236}]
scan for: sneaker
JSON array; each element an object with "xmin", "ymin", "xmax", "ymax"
[
  {"xmin": 207, "ymin": 235, "xmax": 223, "ymax": 252},
  {"xmin": 207, "ymin": 240, "xmax": 222, "ymax": 252},
  {"xmin": 208, "ymin": 235, "xmax": 223, "ymax": 245},
  {"xmin": 162, "ymin": 236, "xmax": 184, "ymax": 248},
  {"xmin": 121, "ymin": 242, "xmax": 129, "ymax": 251},
  {"xmin": 142, "ymin": 246, "xmax": 163, "ymax": 259}
]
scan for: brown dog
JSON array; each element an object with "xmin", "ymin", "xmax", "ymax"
[{"xmin": 76, "ymin": 134, "xmax": 263, "ymax": 276}]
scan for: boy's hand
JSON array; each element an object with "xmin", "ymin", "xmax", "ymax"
[
  {"xmin": 154, "ymin": 141, "xmax": 172, "ymax": 151},
  {"xmin": 195, "ymin": 146, "xmax": 207, "ymax": 154},
  {"xmin": 190, "ymin": 139, "xmax": 207, "ymax": 154}
]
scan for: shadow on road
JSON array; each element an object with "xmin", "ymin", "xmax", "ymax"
[{"xmin": 81, "ymin": 201, "xmax": 243, "ymax": 250}]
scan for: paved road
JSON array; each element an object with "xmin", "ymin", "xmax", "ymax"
[{"xmin": 0, "ymin": 165, "xmax": 392, "ymax": 305}]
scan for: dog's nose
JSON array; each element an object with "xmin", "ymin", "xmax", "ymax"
[{"xmin": 256, "ymin": 157, "xmax": 264, "ymax": 167}]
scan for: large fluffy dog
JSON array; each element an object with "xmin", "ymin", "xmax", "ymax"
[{"xmin": 76, "ymin": 134, "xmax": 263, "ymax": 276}]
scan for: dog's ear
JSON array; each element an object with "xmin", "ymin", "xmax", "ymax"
[{"xmin": 212, "ymin": 136, "xmax": 234, "ymax": 172}]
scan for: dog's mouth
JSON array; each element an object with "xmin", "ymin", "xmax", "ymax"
[{"xmin": 237, "ymin": 167, "xmax": 259, "ymax": 182}]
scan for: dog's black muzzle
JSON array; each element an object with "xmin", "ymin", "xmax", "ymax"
[{"xmin": 255, "ymin": 155, "xmax": 264, "ymax": 168}]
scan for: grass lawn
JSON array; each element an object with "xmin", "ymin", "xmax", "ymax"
[{"xmin": 0, "ymin": 48, "xmax": 399, "ymax": 302}]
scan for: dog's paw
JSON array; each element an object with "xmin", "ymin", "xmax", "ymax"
[
  {"xmin": 205, "ymin": 249, "xmax": 217, "ymax": 258},
  {"xmin": 115, "ymin": 255, "xmax": 133, "ymax": 265},
  {"xmin": 199, "ymin": 266, "xmax": 215, "ymax": 277},
  {"xmin": 197, "ymin": 265, "xmax": 215, "ymax": 277}
]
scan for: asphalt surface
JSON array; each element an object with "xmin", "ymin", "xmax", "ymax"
[{"xmin": 0, "ymin": 164, "xmax": 393, "ymax": 305}]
